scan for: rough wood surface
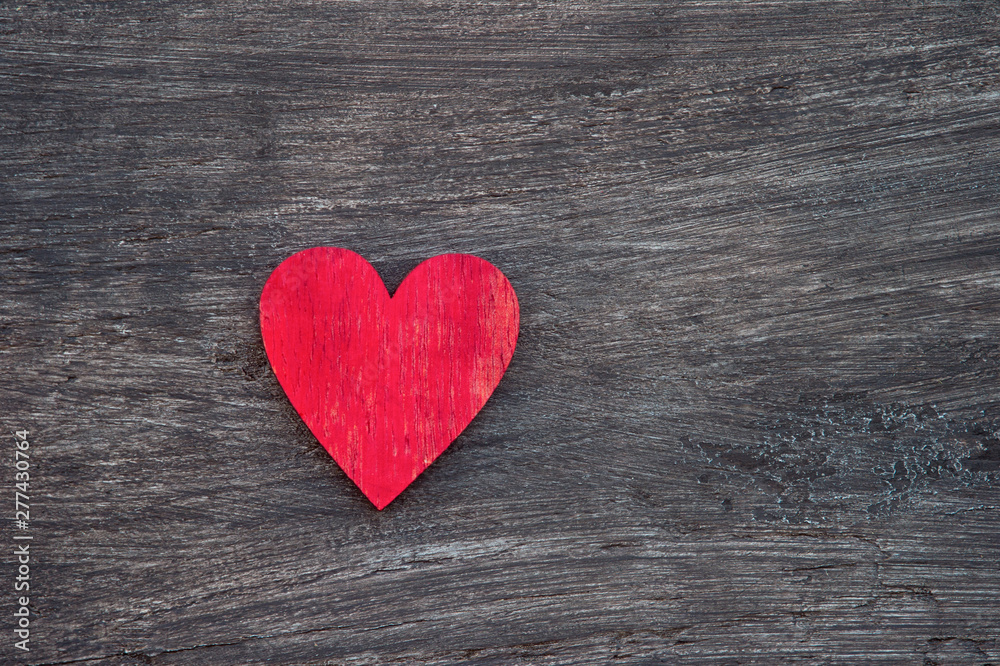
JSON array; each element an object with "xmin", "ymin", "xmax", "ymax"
[{"xmin": 2, "ymin": 1, "xmax": 999, "ymax": 663}]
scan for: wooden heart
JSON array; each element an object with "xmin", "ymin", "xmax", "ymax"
[{"xmin": 259, "ymin": 247, "xmax": 519, "ymax": 509}]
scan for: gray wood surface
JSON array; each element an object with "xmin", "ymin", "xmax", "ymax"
[{"xmin": 2, "ymin": 1, "xmax": 1000, "ymax": 663}]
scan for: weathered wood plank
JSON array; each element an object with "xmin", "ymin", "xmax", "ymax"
[{"xmin": 1, "ymin": 0, "xmax": 999, "ymax": 663}]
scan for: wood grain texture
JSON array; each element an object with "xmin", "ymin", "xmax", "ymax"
[
  {"xmin": 260, "ymin": 248, "xmax": 518, "ymax": 509},
  {"xmin": 1, "ymin": 0, "xmax": 999, "ymax": 663}
]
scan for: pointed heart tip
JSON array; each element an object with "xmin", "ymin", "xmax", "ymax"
[{"xmin": 363, "ymin": 487, "xmax": 403, "ymax": 511}]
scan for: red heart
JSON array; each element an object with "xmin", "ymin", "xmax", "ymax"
[{"xmin": 259, "ymin": 248, "xmax": 519, "ymax": 509}]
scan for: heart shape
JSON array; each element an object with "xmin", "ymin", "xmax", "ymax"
[{"xmin": 259, "ymin": 247, "xmax": 519, "ymax": 509}]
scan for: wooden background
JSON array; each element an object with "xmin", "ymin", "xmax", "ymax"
[{"xmin": 2, "ymin": 1, "xmax": 999, "ymax": 663}]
